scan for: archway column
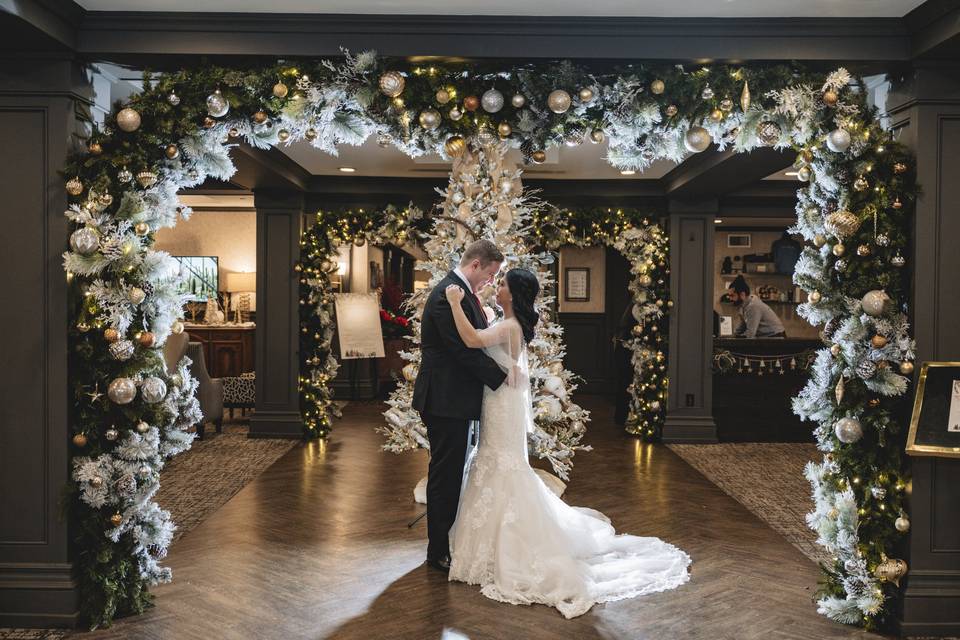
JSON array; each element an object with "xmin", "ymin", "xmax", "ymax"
[
  {"xmin": 662, "ymin": 200, "xmax": 718, "ymax": 443},
  {"xmin": 249, "ymin": 189, "xmax": 304, "ymax": 438},
  {"xmin": 888, "ymin": 64, "xmax": 960, "ymax": 637}
]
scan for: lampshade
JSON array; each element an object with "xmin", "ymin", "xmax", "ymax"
[{"xmin": 225, "ymin": 271, "xmax": 256, "ymax": 292}]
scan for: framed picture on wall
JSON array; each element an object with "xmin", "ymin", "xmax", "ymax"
[
  {"xmin": 564, "ymin": 267, "xmax": 590, "ymax": 302},
  {"xmin": 906, "ymin": 362, "xmax": 960, "ymax": 458},
  {"xmin": 727, "ymin": 233, "xmax": 752, "ymax": 248}
]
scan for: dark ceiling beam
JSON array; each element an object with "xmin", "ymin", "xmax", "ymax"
[
  {"xmin": 73, "ymin": 13, "xmax": 911, "ymax": 64},
  {"xmin": 906, "ymin": 0, "xmax": 960, "ymax": 59},
  {"xmin": 660, "ymin": 145, "xmax": 794, "ymax": 201},
  {"xmin": 0, "ymin": 0, "xmax": 81, "ymax": 51},
  {"xmin": 227, "ymin": 144, "xmax": 311, "ymax": 191}
]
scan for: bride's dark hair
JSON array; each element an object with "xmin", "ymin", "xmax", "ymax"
[{"xmin": 506, "ymin": 268, "xmax": 540, "ymax": 342}]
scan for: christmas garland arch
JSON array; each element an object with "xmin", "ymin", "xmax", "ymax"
[{"xmin": 63, "ymin": 52, "xmax": 916, "ymax": 630}]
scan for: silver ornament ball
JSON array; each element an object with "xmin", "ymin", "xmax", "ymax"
[
  {"xmin": 105, "ymin": 427, "xmax": 119, "ymax": 441},
  {"xmin": 70, "ymin": 227, "xmax": 100, "ymax": 256},
  {"xmin": 861, "ymin": 290, "xmax": 890, "ymax": 317},
  {"xmin": 108, "ymin": 340, "xmax": 135, "ymax": 361},
  {"xmin": 895, "ymin": 516, "xmax": 911, "ymax": 532},
  {"xmin": 418, "ymin": 109, "xmax": 441, "ymax": 131},
  {"xmin": 834, "ymin": 416, "xmax": 863, "ymax": 444},
  {"xmin": 206, "ymin": 90, "xmax": 230, "ymax": 118},
  {"xmin": 511, "ymin": 94, "xmax": 526, "ymax": 108},
  {"xmin": 107, "ymin": 377, "xmax": 137, "ymax": 404},
  {"xmin": 127, "ymin": 287, "xmax": 146, "ymax": 305},
  {"xmin": 481, "ymin": 89, "xmax": 504, "ymax": 113},
  {"xmin": 140, "ymin": 376, "xmax": 167, "ymax": 404}
]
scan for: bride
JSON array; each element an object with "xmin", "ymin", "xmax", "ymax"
[{"xmin": 442, "ymin": 268, "xmax": 691, "ymax": 619}]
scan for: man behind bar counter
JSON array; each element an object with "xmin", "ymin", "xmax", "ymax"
[{"xmin": 727, "ymin": 275, "xmax": 787, "ymax": 338}]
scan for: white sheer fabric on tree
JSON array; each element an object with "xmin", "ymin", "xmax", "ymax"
[{"xmin": 448, "ymin": 318, "xmax": 691, "ymax": 618}]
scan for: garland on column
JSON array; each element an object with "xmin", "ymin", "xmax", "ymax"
[
  {"xmin": 533, "ymin": 206, "xmax": 671, "ymax": 440},
  {"xmin": 59, "ymin": 52, "xmax": 916, "ymax": 629}
]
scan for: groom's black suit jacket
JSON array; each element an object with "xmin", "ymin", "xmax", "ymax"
[{"xmin": 412, "ymin": 271, "xmax": 506, "ymax": 420}]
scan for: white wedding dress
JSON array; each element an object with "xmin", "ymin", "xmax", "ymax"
[{"xmin": 448, "ymin": 318, "xmax": 691, "ymax": 618}]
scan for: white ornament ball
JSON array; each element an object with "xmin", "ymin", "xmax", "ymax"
[
  {"xmin": 511, "ymin": 94, "xmax": 526, "ymax": 108},
  {"xmin": 834, "ymin": 417, "xmax": 863, "ymax": 444},
  {"xmin": 140, "ymin": 376, "xmax": 167, "ymax": 404},
  {"xmin": 895, "ymin": 516, "xmax": 911, "ymax": 532},
  {"xmin": 418, "ymin": 108, "xmax": 441, "ymax": 131},
  {"xmin": 543, "ymin": 376, "xmax": 567, "ymax": 400},
  {"xmin": 861, "ymin": 290, "xmax": 890, "ymax": 317},
  {"xmin": 481, "ymin": 89, "xmax": 504, "ymax": 113},
  {"xmin": 107, "ymin": 377, "xmax": 137, "ymax": 404},
  {"xmin": 826, "ymin": 128, "xmax": 852, "ymax": 153},
  {"xmin": 136, "ymin": 420, "xmax": 150, "ymax": 434},
  {"xmin": 547, "ymin": 89, "xmax": 572, "ymax": 114},
  {"xmin": 451, "ymin": 190, "xmax": 465, "ymax": 204},
  {"xmin": 402, "ymin": 363, "xmax": 417, "ymax": 382},
  {"xmin": 683, "ymin": 126, "xmax": 711, "ymax": 153},
  {"xmin": 116, "ymin": 107, "xmax": 141, "ymax": 132},
  {"xmin": 105, "ymin": 427, "xmax": 119, "ymax": 441},
  {"xmin": 70, "ymin": 227, "xmax": 100, "ymax": 255}
]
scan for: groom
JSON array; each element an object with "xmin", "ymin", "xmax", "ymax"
[{"xmin": 413, "ymin": 239, "xmax": 508, "ymax": 572}]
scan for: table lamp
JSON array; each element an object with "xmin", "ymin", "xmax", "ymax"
[{"xmin": 226, "ymin": 271, "xmax": 256, "ymax": 323}]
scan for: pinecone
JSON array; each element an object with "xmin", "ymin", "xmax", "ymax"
[
  {"xmin": 824, "ymin": 200, "xmax": 839, "ymax": 214},
  {"xmin": 823, "ymin": 317, "xmax": 843, "ymax": 341},
  {"xmin": 140, "ymin": 281, "xmax": 155, "ymax": 296},
  {"xmin": 834, "ymin": 168, "xmax": 850, "ymax": 185},
  {"xmin": 856, "ymin": 359, "xmax": 878, "ymax": 380}
]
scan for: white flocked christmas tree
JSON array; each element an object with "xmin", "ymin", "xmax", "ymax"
[{"xmin": 380, "ymin": 137, "xmax": 591, "ymax": 481}]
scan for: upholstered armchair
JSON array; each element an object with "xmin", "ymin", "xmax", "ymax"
[
  {"xmin": 163, "ymin": 332, "xmax": 189, "ymax": 374},
  {"xmin": 186, "ymin": 341, "xmax": 224, "ymax": 439}
]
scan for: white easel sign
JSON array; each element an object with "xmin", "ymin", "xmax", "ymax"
[{"xmin": 334, "ymin": 292, "xmax": 385, "ymax": 359}]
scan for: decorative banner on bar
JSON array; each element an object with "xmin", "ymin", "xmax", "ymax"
[
  {"xmin": 334, "ymin": 292, "xmax": 385, "ymax": 359},
  {"xmin": 713, "ymin": 348, "xmax": 817, "ymax": 376}
]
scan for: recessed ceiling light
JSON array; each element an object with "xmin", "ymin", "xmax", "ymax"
[
  {"xmin": 714, "ymin": 219, "xmax": 723, "ymax": 224},
  {"xmin": 620, "ymin": 169, "xmax": 636, "ymax": 176},
  {"xmin": 784, "ymin": 170, "xmax": 799, "ymax": 176},
  {"xmin": 338, "ymin": 167, "xmax": 356, "ymax": 173}
]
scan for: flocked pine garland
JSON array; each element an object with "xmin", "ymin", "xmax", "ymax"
[{"xmin": 60, "ymin": 52, "xmax": 915, "ymax": 629}]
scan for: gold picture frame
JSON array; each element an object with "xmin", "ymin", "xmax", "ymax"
[{"xmin": 905, "ymin": 361, "xmax": 960, "ymax": 458}]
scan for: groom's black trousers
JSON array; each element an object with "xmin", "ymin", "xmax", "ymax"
[{"xmin": 423, "ymin": 412, "xmax": 470, "ymax": 561}]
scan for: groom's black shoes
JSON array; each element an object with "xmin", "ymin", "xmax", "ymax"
[{"xmin": 426, "ymin": 556, "xmax": 451, "ymax": 573}]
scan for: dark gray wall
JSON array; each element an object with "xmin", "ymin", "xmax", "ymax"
[
  {"xmin": 0, "ymin": 57, "xmax": 87, "ymax": 627},
  {"xmin": 889, "ymin": 64, "xmax": 960, "ymax": 637}
]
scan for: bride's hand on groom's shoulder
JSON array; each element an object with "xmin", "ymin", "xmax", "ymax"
[{"xmin": 445, "ymin": 284, "xmax": 465, "ymax": 304}]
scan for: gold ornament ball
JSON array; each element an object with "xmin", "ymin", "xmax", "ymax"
[
  {"xmin": 110, "ymin": 513, "xmax": 123, "ymax": 527},
  {"xmin": 116, "ymin": 107, "xmax": 142, "ymax": 132},
  {"xmin": 272, "ymin": 82, "xmax": 289, "ymax": 98},
  {"xmin": 709, "ymin": 108, "xmax": 723, "ymax": 122},
  {"xmin": 832, "ymin": 243, "xmax": 846, "ymax": 257},
  {"xmin": 854, "ymin": 176, "xmax": 869, "ymax": 192},
  {"xmin": 900, "ymin": 361, "xmax": 915, "ymax": 375},
  {"xmin": 665, "ymin": 104, "xmax": 678, "ymax": 117},
  {"xmin": 353, "ymin": 237, "xmax": 366, "ymax": 247},
  {"xmin": 809, "ymin": 290, "xmax": 822, "ymax": 303},
  {"xmin": 104, "ymin": 328, "xmax": 120, "ymax": 343},
  {"xmin": 511, "ymin": 94, "xmax": 526, "ymax": 108},
  {"xmin": 135, "ymin": 222, "xmax": 151, "ymax": 236},
  {"xmin": 378, "ymin": 71, "xmax": 405, "ymax": 98},
  {"xmin": 823, "ymin": 89, "xmax": 839, "ymax": 106},
  {"xmin": 435, "ymin": 88, "xmax": 451, "ymax": 105},
  {"xmin": 631, "ymin": 324, "xmax": 644, "ymax": 337},
  {"xmin": 463, "ymin": 95, "xmax": 480, "ymax": 112},
  {"xmin": 893, "ymin": 162, "xmax": 908, "ymax": 175},
  {"xmin": 402, "ymin": 363, "xmax": 418, "ymax": 382},
  {"xmin": 531, "ymin": 150, "xmax": 547, "ymax": 164},
  {"xmin": 720, "ymin": 97, "xmax": 734, "ymax": 112},
  {"xmin": 203, "ymin": 116, "xmax": 216, "ymax": 129},
  {"xmin": 547, "ymin": 89, "xmax": 572, "ymax": 114},
  {"xmin": 830, "ymin": 343, "xmax": 841, "ymax": 357},
  {"xmin": 797, "ymin": 166, "xmax": 812, "ymax": 181},
  {"xmin": 874, "ymin": 558, "xmax": 908, "ymax": 585},
  {"xmin": 253, "ymin": 110, "xmax": 268, "ymax": 124},
  {"xmin": 589, "ymin": 129, "xmax": 605, "ymax": 144},
  {"xmin": 277, "ymin": 129, "xmax": 291, "ymax": 142},
  {"xmin": 72, "ymin": 433, "xmax": 88, "ymax": 448},
  {"xmin": 857, "ymin": 244, "xmax": 872, "ymax": 257},
  {"xmin": 88, "ymin": 141, "xmax": 103, "ymax": 155},
  {"xmin": 66, "ymin": 177, "xmax": 83, "ymax": 196},
  {"xmin": 138, "ymin": 331, "xmax": 156, "ymax": 348},
  {"xmin": 497, "ymin": 122, "xmax": 512, "ymax": 138},
  {"xmin": 683, "ymin": 126, "xmax": 711, "ymax": 153},
  {"xmin": 171, "ymin": 320, "xmax": 185, "ymax": 335},
  {"xmin": 305, "ymin": 128, "xmax": 318, "ymax": 141},
  {"xmin": 418, "ymin": 109, "xmax": 441, "ymax": 131},
  {"xmin": 165, "ymin": 144, "xmax": 180, "ymax": 160},
  {"xmin": 578, "ymin": 87, "xmax": 595, "ymax": 103},
  {"xmin": 868, "ymin": 397, "xmax": 881, "ymax": 408},
  {"xmin": 871, "ymin": 335, "xmax": 888, "ymax": 349},
  {"xmin": 444, "ymin": 135, "xmax": 467, "ymax": 158},
  {"xmin": 895, "ymin": 516, "xmax": 911, "ymax": 532},
  {"xmin": 650, "ymin": 79, "xmax": 665, "ymax": 95}
]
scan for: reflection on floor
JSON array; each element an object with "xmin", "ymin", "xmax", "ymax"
[
  {"xmin": 63, "ymin": 396, "xmax": 884, "ymax": 640},
  {"xmin": 668, "ymin": 442, "xmax": 828, "ymax": 566}
]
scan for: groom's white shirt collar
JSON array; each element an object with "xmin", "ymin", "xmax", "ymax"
[{"xmin": 452, "ymin": 266, "xmax": 473, "ymax": 293}]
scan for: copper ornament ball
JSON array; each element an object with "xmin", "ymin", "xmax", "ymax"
[{"xmin": 463, "ymin": 95, "xmax": 480, "ymax": 112}]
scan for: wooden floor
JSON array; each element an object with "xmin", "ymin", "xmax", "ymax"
[{"xmin": 73, "ymin": 397, "xmax": 886, "ymax": 640}]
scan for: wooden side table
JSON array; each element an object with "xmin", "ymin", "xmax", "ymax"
[{"xmin": 185, "ymin": 324, "xmax": 256, "ymax": 378}]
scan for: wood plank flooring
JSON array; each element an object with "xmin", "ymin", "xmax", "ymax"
[{"xmin": 72, "ymin": 397, "xmax": 888, "ymax": 640}]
